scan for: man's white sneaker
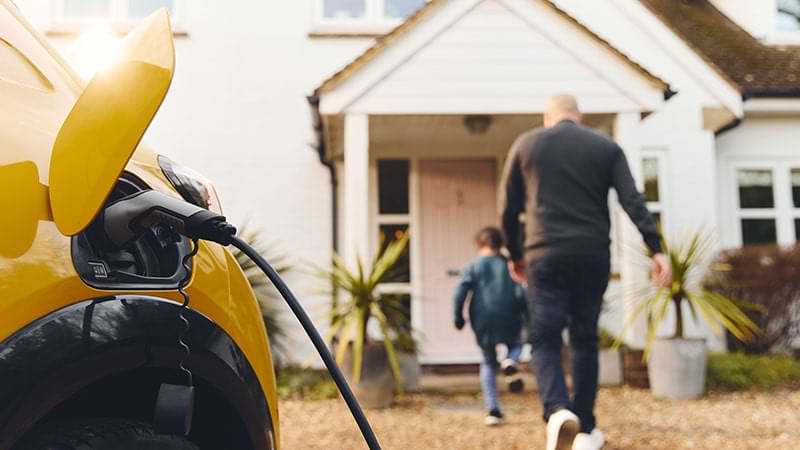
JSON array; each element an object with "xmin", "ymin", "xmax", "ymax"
[
  {"xmin": 546, "ymin": 409, "xmax": 580, "ymax": 450},
  {"xmin": 573, "ymin": 429, "xmax": 605, "ymax": 450}
]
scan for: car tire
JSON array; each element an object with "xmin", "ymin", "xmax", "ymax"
[{"xmin": 15, "ymin": 418, "xmax": 199, "ymax": 450}]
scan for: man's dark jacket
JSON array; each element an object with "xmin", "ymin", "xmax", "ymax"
[{"xmin": 500, "ymin": 120, "xmax": 662, "ymax": 262}]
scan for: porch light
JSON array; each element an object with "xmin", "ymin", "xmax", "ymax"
[{"xmin": 463, "ymin": 115, "xmax": 493, "ymax": 135}]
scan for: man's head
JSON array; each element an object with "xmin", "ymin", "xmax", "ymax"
[{"xmin": 543, "ymin": 94, "xmax": 581, "ymax": 128}]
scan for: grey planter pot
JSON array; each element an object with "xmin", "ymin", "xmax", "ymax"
[
  {"xmin": 341, "ymin": 342, "xmax": 395, "ymax": 409},
  {"xmin": 599, "ymin": 349, "xmax": 622, "ymax": 386},
  {"xmin": 398, "ymin": 351, "xmax": 421, "ymax": 392},
  {"xmin": 648, "ymin": 338, "xmax": 707, "ymax": 400}
]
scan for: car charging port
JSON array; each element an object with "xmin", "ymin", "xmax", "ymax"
[{"xmin": 71, "ymin": 174, "xmax": 192, "ymax": 290}]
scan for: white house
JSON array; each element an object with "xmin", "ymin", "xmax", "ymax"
[{"xmin": 14, "ymin": 0, "xmax": 800, "ymax": 364}]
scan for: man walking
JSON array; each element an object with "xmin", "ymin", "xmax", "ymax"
[{"xmin": 500, "ymin": 95, "xmax": 670, "ymax": 450}]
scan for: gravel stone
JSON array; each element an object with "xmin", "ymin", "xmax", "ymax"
[{"xmin": 279, "ymin": 387, "xmax": 800, "ymax": 449}]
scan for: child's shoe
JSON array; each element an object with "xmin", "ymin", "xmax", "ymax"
[
  {"xmin": 501, "ymin": 358, "xmax": 524, "ymax": 393},
  {"xmin": 484, "ymin": 408, "xmax": 504, "ymax": 426}
]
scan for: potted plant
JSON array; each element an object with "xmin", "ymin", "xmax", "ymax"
[
  {"xmin": 620, "ymin": 230, "xmax": 759, "ymax": 399},
  {"xmin": 598, "ymin": 328, "xmax": 622, "ymax": 386},
  {"xmin": 315, "ymin": 231, "xmax": 413, "ymax": 408}
]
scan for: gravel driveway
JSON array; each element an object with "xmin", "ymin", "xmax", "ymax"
[{"xmin": 279, "ymin": 387, "xmax": 800, "ymax": 449}]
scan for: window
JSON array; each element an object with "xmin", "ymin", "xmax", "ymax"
[
  {"xmin": 52, "ymin": 0, "xmax": 181, "ymax": 34},
  {"xmin": 378, "ymin": 160, "xmax": 409, "ymax": 214},
  {"xmin": 641, "ymin": 150, "xmax": 667, "ymax": 234},
  {"xmin": 378, "ymin": 224, "xmax": 411, "ymax": 283},
  {"xmin": 777, "ymin": 0, "xmax": 800, "ymax": 32},
  {"xmin": 63, "ymin": 0, "xmax": 111, "ymax": 17},
  {"xmin": 731, "ymin": 165, "xmax": 800, "ymax": 246},
  {"xmin": 383, "ymin": 0, "xmax": 426, "ymax": 20},
  {"xmin": 315, "ymin": 0, "xmax": 426, "ymax": 32},
  {"xmin": 376, "ymin": 159, "xmax": 411, "ymax": 284},
  {"xmin": 736, "ymin": 169, "xmax": 777, "ymax": 245},
  {"xmin": 322, "ymin": 0, "xmax": 367, "ymax": 20}
]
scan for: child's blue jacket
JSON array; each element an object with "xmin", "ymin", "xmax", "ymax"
[{"xmin": 453, "ymin": 255, "xmax": 527, "ymax": 348}]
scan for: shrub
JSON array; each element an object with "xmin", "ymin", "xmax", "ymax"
[
  {"xmin": 277, "ymin": 366, "xmax": 338, "ymax": 400},
  {"xmin": 706, "ymin": 353, "xmax": 800, "ymax": 391},
  {"xmin": 705, "ymin": 244, "xmax": 800, "ymax": 354}
]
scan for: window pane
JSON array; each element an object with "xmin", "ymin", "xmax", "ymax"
[
  {"xmin": 796, "ymin": 218, "xmax": 800, "ymax": 241},
  {"xmin": 378, "ymin": 159, "xmax": 409, "ymax": 214},
  {"xmin": 737, "ymin": 169, "xmax": 774, "ymax": 208},
  {"xmin": 778, "ymin": 0, "xmax": 800, "ymax": 31},
  {"xmin": 642, "ymin": 157, "xmax": 659, "ymax": 202},
  {"xmin": 792, "ymin": 169, "xmax": 800, "ymax": 208},
  {"xmin": 378, "ymin": 224, "xmax": 410, "ymax": 283},
  {"xmin": 128, "ymin": 0, "xmax": 174, "ymax": 17},
  {"xmin": 741, "ymin": 219, "xmax": 777, "ymax": 245},
  {"xmin": 384, "ymin": 0, "xmax": 426, "ymax": 19},
  {"xmin": 323, "ymin": 0, "xmax": 367, "ymax": 19},
  {"xmin": 63, "ymin": 0, "xmax": 110, "ymax": 17}
]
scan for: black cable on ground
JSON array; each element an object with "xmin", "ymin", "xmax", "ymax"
[{"xmin": 229, "ymin": 236, "xmax": 382, "ymax": 450}]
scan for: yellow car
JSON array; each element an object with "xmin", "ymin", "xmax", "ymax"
[{"xmin": 0, "ymin": 3, "xmax": 278, "ymax": 449}]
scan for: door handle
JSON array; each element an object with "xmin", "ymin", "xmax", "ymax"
[{"xmin": 446, "ymin": 269, "xmax": 461, "ymax": 277}]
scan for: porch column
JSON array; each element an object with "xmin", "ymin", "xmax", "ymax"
[
  {"xmin": 615, "ymin": 112, "xmax": 648, "ymax": 348},
  {"xmin": 343, "ymin": 114, "xmax": 370, "ymax": 268}
]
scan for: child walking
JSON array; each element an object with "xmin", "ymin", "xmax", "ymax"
[{"xmin": 453, "ymin": 226, "xmax": 527, "ymax": 426}]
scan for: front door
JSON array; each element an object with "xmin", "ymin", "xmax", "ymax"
[{"xmin": 419, "ymin": 159, "xmax": 498, "ymax": 362}]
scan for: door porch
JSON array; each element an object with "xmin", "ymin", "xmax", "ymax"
[{"xmin": 325, "ymin": 112, "xmax": 650, "ymax": 363}]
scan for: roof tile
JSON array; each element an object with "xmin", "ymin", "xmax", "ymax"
[{"xmin": 641, "ymin": 0, "xmax": 800, "ymax": 97}]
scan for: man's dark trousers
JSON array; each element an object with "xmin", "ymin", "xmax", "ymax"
[{"xmin": 527, "ymin": 253, "xmax": 609, "ymax": 433}]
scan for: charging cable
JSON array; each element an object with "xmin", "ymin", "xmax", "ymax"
[{"xmin": 104, "ymin": 190, "xmax": 382, "ymax": 449}]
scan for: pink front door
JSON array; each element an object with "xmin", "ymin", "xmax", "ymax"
[{"xmin": 419, "ymin": 159, "xmax": 498, "ymax": 362}]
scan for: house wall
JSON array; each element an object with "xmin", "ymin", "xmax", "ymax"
[
  {"xmin": 352, "ymin": 0, "xmax": 640, "ymax": 114},
  {"xmin": 15, "ymin": 0, "xmax": 376, "ymax": 363},
  {"xmin": 14, "ymin": 0, "xmax": 759, "ymax": 361}
]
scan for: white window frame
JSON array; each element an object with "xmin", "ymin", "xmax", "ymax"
[
  {"xmin": 311, "ymin": 0, "xmax": 426, "ymax": 36},
  {"xmin": 641, "ymin": 148, "xmax": 670, "ymax": 238},
  {"xmin": 47, "ymin": 0, "xmax": 186, "ymax": 35},
  {"xmin": 771, "ymin": 0, "xmax": 800, "ymax": 44},
  {"xmin": 730, "ymin": 162, "xmax": 798, "ymax": 246},
  {"xmin": 372, "ymin": 158, "xmax": 412, "ymax": 293}
]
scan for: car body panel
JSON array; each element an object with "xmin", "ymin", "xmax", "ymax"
[
  {"xmin": 50, "ymin": 8, "xmax": 175, "ymax": 236},
  {"xmin": 0, "ymin": 1, "xmax": 280, "ymax": 445}
]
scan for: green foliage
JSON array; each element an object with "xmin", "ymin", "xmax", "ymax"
[
  {"xmin": 313, "ymin": 231, "xmax": 413, "ymax": 393},
  {"xmin": 277, "ymin": 366, "xmax": 338, "ymax": 400},
  {"xmin": 231, "ymin": 223, "xmax": 291, "ymax": 368},
  {"xmin": 706, "ymin": 353, "xmax": 800, "ymax": 391},
  {"xmin": 618, "ymin": 229, "xmax": 760, "ymax": 359},
  {"xmin": 598, "ymin": 328, "xmax": 618, "ymax": 349}
]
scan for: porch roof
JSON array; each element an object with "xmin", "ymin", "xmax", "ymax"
[{"xmin": 314, "ymin": 0, "xmax": 671, "ymax": 116}]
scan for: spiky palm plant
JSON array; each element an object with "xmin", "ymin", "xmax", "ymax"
[
  {"xmin": 231, "ymin": 224, "xmax": 291, "ymax": 368},
  {"xmin": 619, "ymin": 229, "xmax": 760, "ymax": 359},
  {"xmin": 314, "ymin": 231, "xmax": 412, "ymax": 393}
]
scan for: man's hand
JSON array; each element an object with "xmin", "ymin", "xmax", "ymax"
[
  {"xmin": 454, "ymin": 317, "xmax": 466, "ymax": 330},
  {"xmin": 508, "ymin": 259, "xmax": 526, "ymax": 284},
  {"xmin": 651, "ymin": 253, "xmax": 672, "ymax": 288}
]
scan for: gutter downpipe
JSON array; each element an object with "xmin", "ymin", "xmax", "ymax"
[{"xmin": 307, "ymin": 94, "xmax": 339, "ymax": 322}]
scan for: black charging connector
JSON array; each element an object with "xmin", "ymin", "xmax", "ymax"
[{"xmin": 103, "ymin": 190, "xmax": 382, "ymax": 450}]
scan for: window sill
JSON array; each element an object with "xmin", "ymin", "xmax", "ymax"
[
  {"xmin": 44, "ymin": 20, "xmax": 188, "ymax": 37},
  {"xmin": 308, "ymin": 22, "xmax": 399, "ymax": 38}
]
